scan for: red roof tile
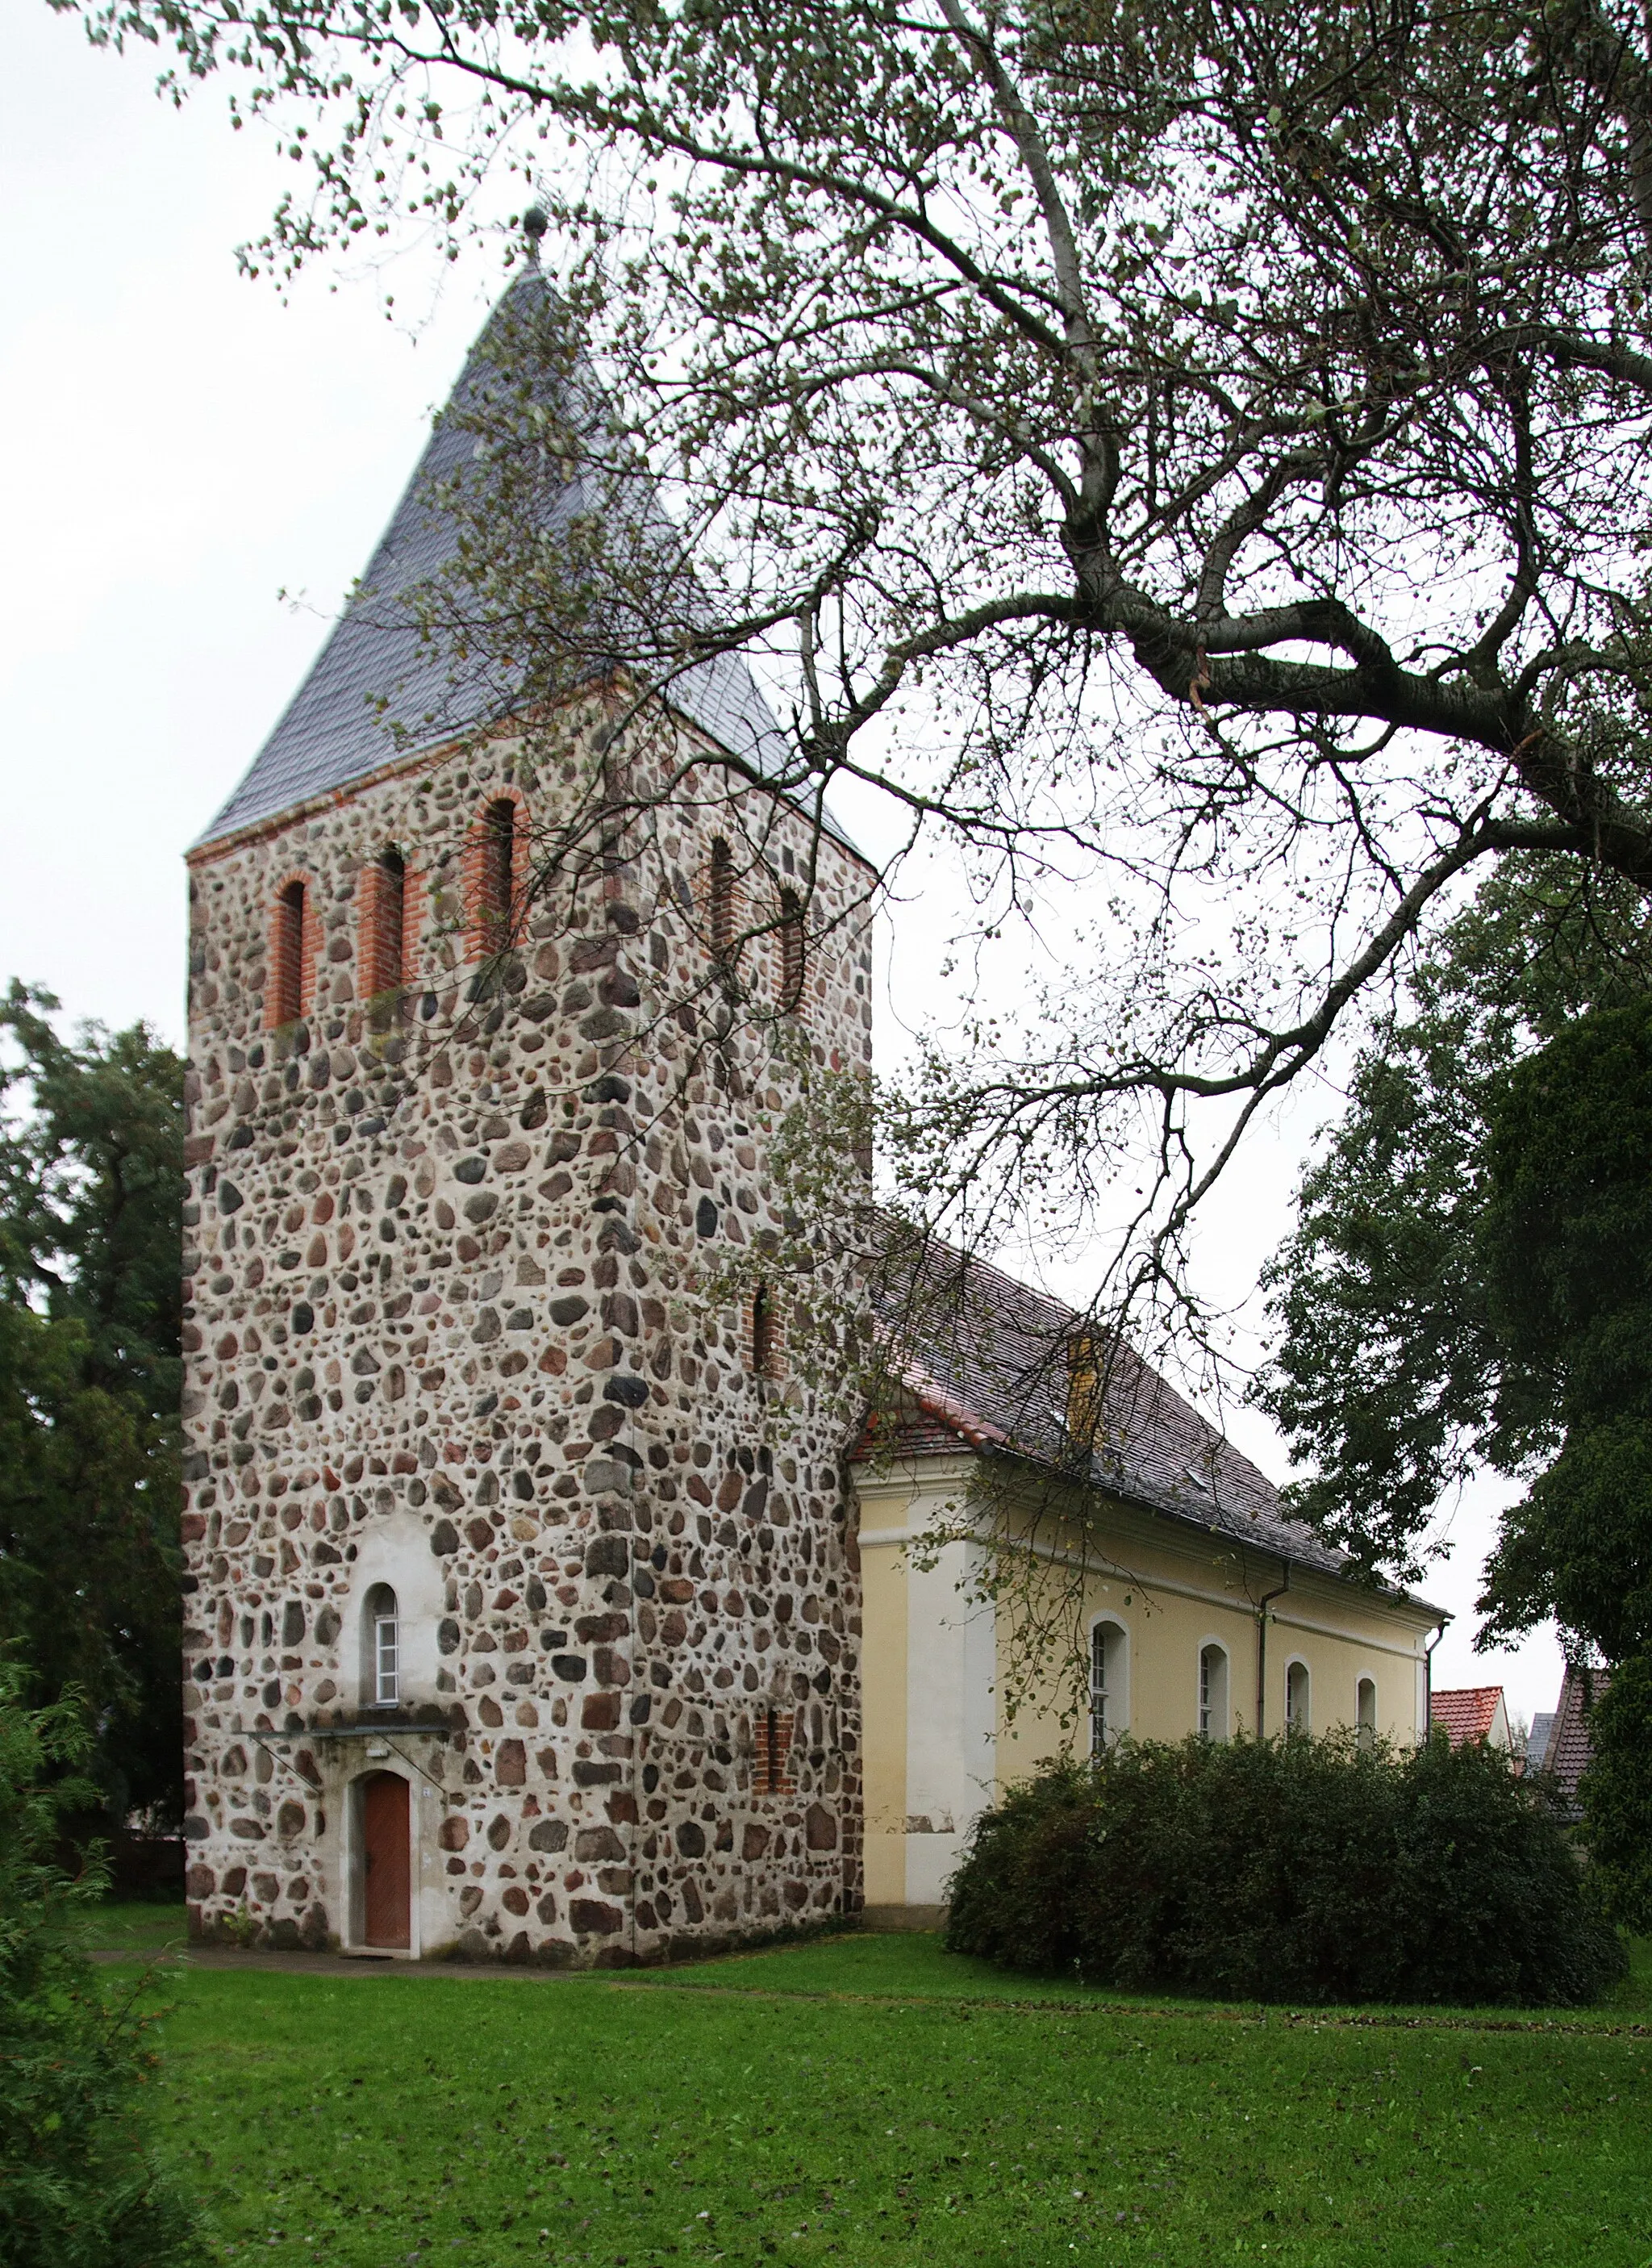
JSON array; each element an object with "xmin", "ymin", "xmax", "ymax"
[{"xmin": 1429, "ymin": 1686, "xmax": 1504, "ymax": 1746}]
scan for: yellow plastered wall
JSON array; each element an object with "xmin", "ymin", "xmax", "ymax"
[{"xmin": 854, "ymin": 1453, "xmax": 1441, "ymax": 1911}]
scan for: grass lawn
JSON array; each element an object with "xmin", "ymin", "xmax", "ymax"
[
  {"xmin": 124, "ymin": 1930, "xmax": 1652, "ymax": 2267},
  {"xmin": 89, "ymin": 1897, "xmax": 191, "ymax": 1954}
]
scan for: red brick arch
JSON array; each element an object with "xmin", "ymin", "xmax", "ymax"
[
  {"xmin": 462, "ymin": 786, "xmax": 532, "ymax": 961},
  {"xmin": 265, "ymin": 871, "xmax": 319, "ymax": 1028}
]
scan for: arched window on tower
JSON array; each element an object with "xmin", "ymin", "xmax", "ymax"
[
  {"xmin": 361, "ymin": 849, "xmax": 406, "ymax": 1010},
  {"xmin": 469, "ymin": 796, "xmax": 520, "ymax": 955},
  {"xmin": 751, "ymin": 1283, "xmax": 782, "ymax": 1379},
  {"xmin": 707, "ymin": 837, "xmax": 737, "ymax": 971},
  {"xmin": 778, "ymin": 888, "xmax": 805, "ymax": 1010},
  {"xmin": 363, "ymin": 1584, "xmax": 399, "ymax": 1708},
  {"xmin": 268, "ymin": 879, "xmax": 311, "ymax": 1028}
]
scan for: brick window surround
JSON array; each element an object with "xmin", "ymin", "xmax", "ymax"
[
  {"xmin": 750, "ymin": 1283, "xmax": 784, "ymax": 1380},
  {"xmin": 359, "ymin": 848, "xmax": 422, "ymax": 1006},
  {"xmin": 751, "ymin": 1706, "xmax": 796, "ymax": 1797},
  {"xmin": 266, "ymin": 875, "xmax": 317, "ymax": 1028},
  {"xmin": 707, "ymin": 836, "xmax": 736, "ymax": 963},
  {"xmin": 778, "ymin": 887, "xmax": 805, "ymax": 1009},
  {"xmin": 462, "ymin": 789, "xmax": 530, "ymax": 961}
]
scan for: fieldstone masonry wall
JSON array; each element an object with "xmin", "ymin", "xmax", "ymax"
[{"xmin": 181, "ymin": 704, "xmax": 874, "ymax": 1963}]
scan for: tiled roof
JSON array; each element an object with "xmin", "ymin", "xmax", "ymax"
[
  {"xmin": 196, "ymin": 271, "xmax": 853, "ymax": 854},
  {"xmin": 1429, "ymin": 1685, "xmax": 1505, "ymax": 1746},
  {"xmin": 1536, "ymin": 1665, "xmax": 1609, "ymax": 1806},
  {"xmin": 856, "ymin": 1233, "xmax": 1410, "ymax": 1588}
]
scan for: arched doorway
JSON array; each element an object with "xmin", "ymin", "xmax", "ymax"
[{"xmin": 360, "ymin": 1771, "xmax": 411, "ymax": 1948}]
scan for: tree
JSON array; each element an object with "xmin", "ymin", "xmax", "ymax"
[
  {"xmin": 0, "ymin": 986, "xmax": 185, "ymax": 1829},
  {"xmin": 1258, "ymin": 883, "xmax": 1652, "ymax": 1920},
  {"xmin": 0, "ymin": 1664, "xmax": 199, "ymax": 2266},
  {"xmin": 1256, "ymin": 862, "xmax": 1652, "ymax": 1584},
  {"xmin": 49, "ymin": 0, "xmax": 1652, "ymax": 1340}
]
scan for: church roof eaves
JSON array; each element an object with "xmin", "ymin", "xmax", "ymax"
[{"xmin": 854, "ymin": 1234, "xmax": 1446, "ymax": 1619}]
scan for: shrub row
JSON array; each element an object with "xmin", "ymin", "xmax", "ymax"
[{"xmin": 945, "ymin": 1731, "xmax": 1625, "ymax": 2006}]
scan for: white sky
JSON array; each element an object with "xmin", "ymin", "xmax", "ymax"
[{"xmin": 0, "ymin": 5, "xmax": 1565, "ymax": 1727}]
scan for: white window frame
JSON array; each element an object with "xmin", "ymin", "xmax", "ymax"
[
  {"xmin": 1089, "ymin": 1617, "xmax": 1130, "ymax": 1753},
  {"xmin": 362, "ymin": 1581, "xmax": 399, "ymax": 1708},
  {"xmin": 1285, "ymin": 1656, "xmax": 1311, "ymax": 1733},
  {"xmin": 375, "ymin": 1611, "xmax": 398, "ymax": 1705},
  {"xmin": 1198, "ymin": 1641, "xmax": 1230, "ymax": 1742}
]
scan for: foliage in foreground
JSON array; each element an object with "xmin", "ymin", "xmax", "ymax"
[
  {"xmin": 0, "ymin": 1666, "xmax": 198, "ymax": 2268},
  {"xmin": 945, "ymin": 1733, "xmax": 1625, "ymax": 2007},
  {"xmin": 0, "ymin": 981, "xmax": 185, "ymax": 1827}
]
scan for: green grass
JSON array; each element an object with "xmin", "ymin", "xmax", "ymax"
[
  {"xmin": 86, "ymin": 1896, "xmax": 190, "ymax": 1954},
  {"xmin": 614, "ymin": 1925, "xmax": 1652, "ymax": 2026},
  {"xmin": 137, "ymin": 1933, "xmax": 1652, "ymax": 2266}
]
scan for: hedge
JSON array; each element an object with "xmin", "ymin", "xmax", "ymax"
[{"xmin": 945, "ymin": 1731, "xmax": 1625, "ymax": 2006}]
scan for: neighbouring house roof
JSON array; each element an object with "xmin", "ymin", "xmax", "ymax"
[
  {"xmin": 1429, "ymin": 1685, "xmax": 1508, "ymax": 1748},
  {"xmin": 1534, "ymin": 1665, "xmax": 1609, "ymax": 1808},
  {"xmin": 1525, "ymin": 1710, "xmax": 1557, "ymax": 1777},
  {"xmin": 855, "ymin": 1234, "xmax": 1440, "ymax": 1608},
  {"xmin": 196, "ymin": 269, "xmax": 845, "ymax": 854}
]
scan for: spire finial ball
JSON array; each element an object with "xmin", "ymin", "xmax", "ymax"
[{"xmin": 523, "ymin": 206, "xmax": 549, "ymax": 261}]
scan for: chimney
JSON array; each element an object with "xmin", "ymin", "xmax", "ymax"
[{"xmin": 1066, "ymin": 1331, "xmax": 1102, "ymax": 1453}]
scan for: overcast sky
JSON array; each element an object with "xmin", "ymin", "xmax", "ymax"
[{"xmin": 1, "ymin": 4, "xmax": 1566, "ymax": 1726}]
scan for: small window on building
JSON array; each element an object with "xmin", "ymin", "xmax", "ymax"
[
  {"xmin": 1286, "ymin": 1658, "xmax": 1311, "ymax": 1733},
  {"xmin": 1199, "ymin": 1643, "xmax": 1229, "ymax": 1741},
  {"xmin": 364, "ymin": 1583, "xmax": 399, "ymax": 1707},
  {"xmin": 362, "ymin": 848, "xmax": 406, "ymax": 1005},
  {"xmin": 473, "ymin": 797, "xmax": 519, "ymax": 953},
  {"xmin": 269, "ymin": 879, "xmax": 309, "ymax": 1027},
  {"xmin": 778, "ymin": 887, "xmax": 804, "ymax": 1009},
  {"xmin": 753, "ymin": 1705, "xmax": 795, "ymax": 1795},
  {"xmin": 708, "ymin": 837, "xmax": 736, "ymax": 966},
  {"xmin": 751, "ymin": 1282, "xmax": 782, "ymax": 1379},
  {"xmin": 1357, "ymin": 1675, "xmax": 1377, "ymax": 1752},
  {"xmin": 1091, "ymin": 1619, "xmax": 1128, "ymax": 1753}
]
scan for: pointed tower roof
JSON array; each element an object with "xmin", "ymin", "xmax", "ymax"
[{"xmin": 195, "ymin": 269, "xmax": 813, "ymax": 850}]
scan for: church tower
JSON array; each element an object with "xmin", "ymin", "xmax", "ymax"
[{"xmin": 178, "ymin": 258, "xmax": 876, "ymax": 1962}]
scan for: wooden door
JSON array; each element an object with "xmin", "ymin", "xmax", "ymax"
[{"xmin": 361, "ymin": 1771, "xmax": 411, "ymax": 1948}]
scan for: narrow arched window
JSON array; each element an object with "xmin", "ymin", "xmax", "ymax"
[
  {"xmin": 269, "ymin": 879, "xmax": 310, "ymax": 1027},
  {"xmin": 361, "ymin": 849, "xmax": 406, "ymax": 1007},
  {"xmin": 1286, "ymin": 1659, "xmax": 1311, "ymax": 1733},
  {"xmin": 479, "ymin": 798, "xmax": 517, "ymax": 950},
  {"xmin": 364, "ymin": 1583, "xmax": 399, "ymax": 1707},
  {"xmin": 1091, "ymin": 1620, "xmax": 1128, "ymax": 1753},
  {"xmin": 1357, "ymin": 1675, "xmax": 1377, "ymax": 1752},
  {"xmin": 751, "ymin": 1283, "xmax": 781, "ymax": 1379},
  {"xmin": 1199, "ymin": 1643, "xmax": 1229, "ymax": 1741},
  {"xmin": 778, "ymin": 888, "xmax": 804, "ymax": 1009},
  {"xmin": 709, "ymin": 837, "xmax": 736, "ymax": 964}
]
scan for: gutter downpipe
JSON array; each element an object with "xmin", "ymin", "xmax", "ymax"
[
  {"xmin": 1423, "ymin": 1622, "xmax": 1447, "ymax": 1742},
  {"xmin": 1256, "ymin": 1560, "xmax": 1291, "ymax": 1737}
]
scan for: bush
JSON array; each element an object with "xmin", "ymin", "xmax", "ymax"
[
  {"xmin": 945, "ymin": 1731, "xmax": 1626, "ymax": 2006},
  {"xmin": 0, "ymin": 1664, "xmax": 199, "ymax": 2267},
  {"xmin": 1579, "ymin": 1652, "xmax": 1652, "ymax": 1932}
]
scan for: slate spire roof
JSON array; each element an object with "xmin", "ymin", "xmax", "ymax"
[{"xmin": 196, "ymin": 269, "xmax": 814, "ymax": 850}]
